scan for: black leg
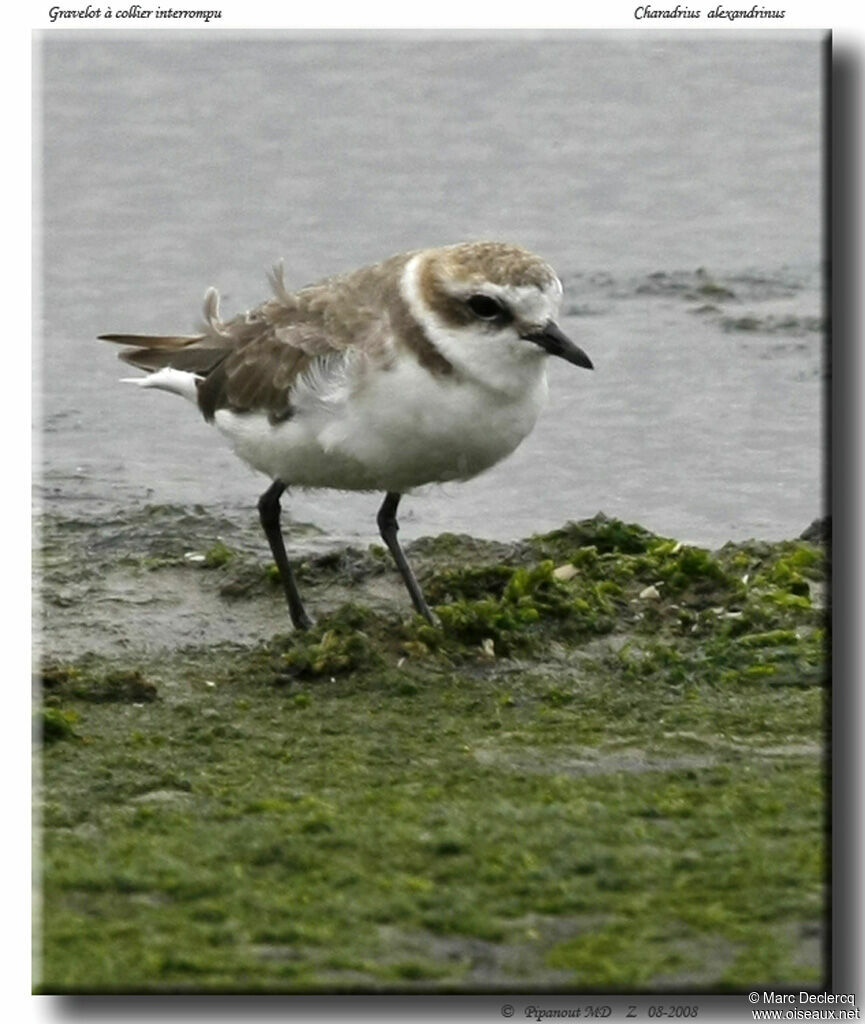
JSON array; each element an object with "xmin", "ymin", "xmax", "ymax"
[
  {"xmin": 257, "ymin": 479, "xmax": 312, "ymax": 631},
  {"xmin": 377, "ymin": 492, "xmax": 434, "ymax": 624}
]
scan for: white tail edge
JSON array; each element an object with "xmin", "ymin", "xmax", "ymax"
[{"xmin": 120, "ymin": 367, "xmax": 201, "ymax": 404}]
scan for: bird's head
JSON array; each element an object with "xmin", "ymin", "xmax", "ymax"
[{"xmin": 400, "ymin": 241, "xmax": 592, "ymax": 392}]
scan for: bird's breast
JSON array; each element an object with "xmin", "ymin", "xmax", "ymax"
[
  {"xmin": 330, "ymin": 353, "xmax": 549, "ymax": 491},
  {"xmin": 213, "ymin": 352, "xmax": 548, "ymax": 494}
]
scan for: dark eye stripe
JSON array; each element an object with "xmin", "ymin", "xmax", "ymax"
[{"xmin": 467, "ymin": 294, "xmax": 508, "ymax": 321}]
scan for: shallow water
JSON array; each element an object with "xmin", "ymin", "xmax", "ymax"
[{"xmin": 35, "ymin": 32, "xmax": 825, "ymax": 550}]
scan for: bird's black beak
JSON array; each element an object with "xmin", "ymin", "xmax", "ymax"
[{"xmin": 522, "ymin": 321, "xmax": 593, "ymax": 370}]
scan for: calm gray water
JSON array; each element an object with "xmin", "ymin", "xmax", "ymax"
[{"xmin": 35, "ymin": 32, "xmax": 825, "ymax": 550}]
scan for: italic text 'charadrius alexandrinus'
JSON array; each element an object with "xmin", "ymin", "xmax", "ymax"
[{"xmin": 100, "ymin": 242, "xmax": 593, "ymax": 629}]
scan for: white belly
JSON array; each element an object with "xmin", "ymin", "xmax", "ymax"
[{"xmin": 213, "ymin": 356, "xmax": 549, "ymax": 493}]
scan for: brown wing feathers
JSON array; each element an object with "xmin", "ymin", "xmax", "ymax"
[
  {"xmin": 100, "ymin": 285, "xmax": 335, "ymax": 424},
  {"xmin": 194, "ymin": 337, "xmax": 312, "ymax": 424},
  {"xmin": 99, "ymin": 257, "xmax": 416, "ymax": 422}
]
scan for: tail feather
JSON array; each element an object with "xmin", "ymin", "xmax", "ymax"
[
  {"xmin": 100, "ymin": 331, "xmax": 230, "ymax": 375},
  {"xmin": 101, "ymin": 284, "xmax": 235, "ymax": 378},
  {"xmin": 99, "ymin": 333, "xmax": 203, "ymax": 348},
  {"xmin": 121, "ymin": 366, "xmax": 200, "ymax": 404},
  {"xmin": 117, "ymin": 346, "xmax": 229, "ymax": 374}
]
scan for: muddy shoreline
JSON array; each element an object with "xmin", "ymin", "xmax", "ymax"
[{"xmin": 35, "ymin": 510, "xmax": 829, "ymax": 992}]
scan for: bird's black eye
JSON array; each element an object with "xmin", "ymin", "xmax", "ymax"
[{"xmin": 467, "ymin": 294, "xmax": 505, "ymax": 321}]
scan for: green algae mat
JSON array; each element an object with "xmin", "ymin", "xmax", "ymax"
[{"xmin": 34, "ymin": 513, "xmax": 828, "ymax": 992}]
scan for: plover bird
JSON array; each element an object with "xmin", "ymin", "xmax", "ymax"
[{"xmin": 101, "ymin": 242, "xmax": 592, "ymax": 629}]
